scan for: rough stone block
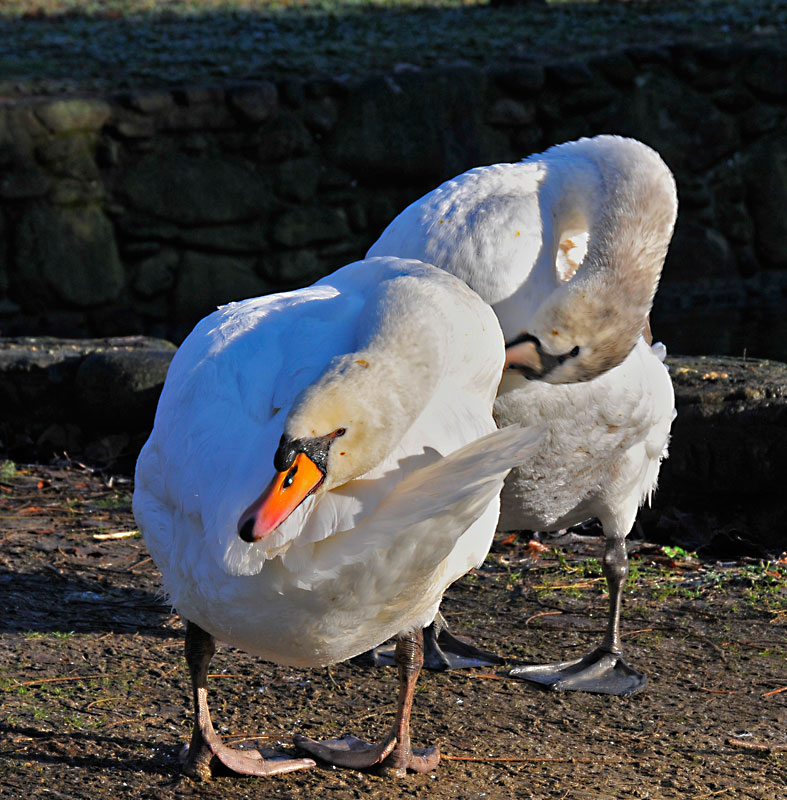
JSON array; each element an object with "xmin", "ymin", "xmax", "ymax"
[
  {"xmin": 604, "ymin": 72, "xmax": 740, "ymax": 171},
  {"xmin": 3, "ymin": 103, "xmax": 49, "ymax": 152},
  {"xmin": 34, "ymin": 134, "xmax": 101, "ymax": 181},
  {"xmin": 560, "ymin": 84, "xmax": 619, "ymax": 114},
  {"xmin": 119, "ymin": 151, "xmax": 274, "ymax": 225},
  {"xmin": 326, "ymin": 69, "xmax": 505, "ymax": 182},
  {"xmin": 174, "ymin": 222, "xmax": 269, "ymax": 254},
  {"xmin": 711, "ymin": 86, "xmax": 756, "ymax": 112},
  {"xmin": 160, "ymin": 88, "xmax": 235, "ymax": 131},
  {"xmin": 227, "ymin": 81, "xmax": 279, "ymax": 123},
  {"xmin": 172, "ymin": 85, "xmax": 227, "ymax": 108},
  {"xmin": 744, "ymin": 51, "xmax": 787, "ymax": 99},
  {"xmin": 303, "ymin": 96, "xmax": 339, "ymax": 134},
  {"xmin": 278, "ymin": 79, "xmax": 306, "ymax": 108},
  {"xmin": 75, "ymin": 346, "xmax": 176, "ymax": 429},
  {"xmin": 740, "ymin": 105, "xmax": 781, "ymax": 138},
  {"xmin": 663, "ymin": 223, "xmax": 738, "ymax": 283},
  {"xmin": 116, "ymin": 89, "xmax": 175, "ymax": 114},
  {"xmin": 662, "ymin": 355, "xmax": 787, "ymax": 499},
  {"xmin": 743, "ymin": 133, "xmax": 787, "ymax": 267},
  {"xmin": 14, "ymin": 205, "xmax": 124, "ymax": 309},
  {"xmin": 545, "ymin": 60, "xmax": 594, "ymax": 88},
  {"xmin": 132, "ymin": 249, "xmax": 179, "ymax": 297},
  {"xmin": 274, "ymin": 158, "xmax": 321, "ymax": 202},
  {"xmin": 258, "ymin": 248, "xmax": 324, "ymax": 287},
  {"xmin": 587, "ymin": 53, "xmax": 636, "ymax": 86},
  {"xmin": 0, "ymin": 336, "xmax": 175, "ymax": 450},
  {"xmin": 49, "ymin": 179, "xmax": 106, "ymax": 207},
  {"xmin": 272, "ymin": 206, "xmax": 350, "ymax": 248},
  {"xmin": 492, "ymin": 64, "xmax": 546, "ymax": 97},
  {"xmin": 174, "ymin": 251, "xmax": 269, "ymax": 333},
  {"xmin": 257, "ymin": 116, "xmax": 314, "ymax": 162},
  {"xmin": 0, "ymin": 213, "xmax": 7, "ymax": 295},
  {"xmin": 35, "ymin": 98, "xmax": 112, "ymax": 134},
  {"xmin": 110, "ymin": 113, "xmax": 157, "ymax": 139},
  {"xmin": 0, "ymin": 169, "xmax": 51, "ymax": 200},
  {"xmin": 487, "ymin": 98, "xmax": 535, "ymax": 126}
]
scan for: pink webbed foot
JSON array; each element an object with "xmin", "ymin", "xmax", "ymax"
[
  {"xmin": 294, "ymin": 732, "xmax": 439, "ymax": 777},
  {"xmin": 295, "ymin": 629, "xmax": 440, "ymax": 777},
  {"xmin": 182, "ymin": 621, "xmax": 314, "ymax": 781},
  {"xmin": 182, "ymin": 725, "xmax": 314, "ymax": 781}
]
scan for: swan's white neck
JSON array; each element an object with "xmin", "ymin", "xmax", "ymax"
[
  {"xmin": 539, "ymin": 135, "xmax": 675, "ymax": 308},
  {"xmin": 517, "ymin": 136, "xmax": 677, "ymax": 380},
  {"xmin": 286, "ymin": 263, "xmax": 500, "ymax": 491}
]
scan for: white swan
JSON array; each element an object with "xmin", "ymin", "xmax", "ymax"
[
  {"xmin": 367, "ymin": 135, "xmax": 677, "ymax": 693},
  {"xmin": 133, "ymin": 256, "xmax": 540, "ymax": 778}
]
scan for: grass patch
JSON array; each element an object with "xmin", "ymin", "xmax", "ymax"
[
  {"xmin": 23, "ymin": 630, "xmax": 75, "ymax": 640},
  {"xmin": 91, "ymin": 492, "xmax": 133, "ymax": 509}
]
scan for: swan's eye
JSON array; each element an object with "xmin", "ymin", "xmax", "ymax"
[
  {"xmin": 283, "ymin": 465, "xmax": 298, "ymax": 488},
  {"xmin": 334, "ymin": 427, "xmax": 346, "ymax": 437},
  {"xmin": 556, "ymin": 346, "xmax": 580, "ymax": 365}
]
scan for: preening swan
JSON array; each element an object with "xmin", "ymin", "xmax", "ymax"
[
  {"xmin": 369, "ymin": 134, "xmax": 677, "ymax": 385},
  {"xmin": 368, "ymin": 135, "xmax": 678, "ymax": 693},
  {"xmin": 133, "ymin": 256, "xmax": 540, "ymax": 778}
]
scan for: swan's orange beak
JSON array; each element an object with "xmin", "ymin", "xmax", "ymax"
[{"xmin": 238, "ymin": 453, "xmax": 324, "ymax": 542}]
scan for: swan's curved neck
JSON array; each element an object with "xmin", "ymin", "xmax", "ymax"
[
  {"xmin": 285, "ymin": 273, "xmax": 445, "ymax": 490},
  {"xmin": 546, "ymin": 142, "xmax": 677, "ymax": 313}
]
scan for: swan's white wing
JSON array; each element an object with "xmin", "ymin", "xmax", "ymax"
[{"xmin": 280, "ymin": 425, "xmax": 542, "ymax": 591}]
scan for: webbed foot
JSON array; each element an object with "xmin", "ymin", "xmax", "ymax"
[
  {"xmin": 294, "ymin": 733, "xmax": 439, "ymax": 776},
  {"xmin": 312, "ymin": 629, "xmax": 440, "ymax": 777},
  {"xmin": 508, "ymin": 647, "xmax": 647, "ymax": 696},
  {"xmin": 183, "ymin": 727, "xmax": 315, "ymax": 781},
  {"xmin": 352, "ymin": 620, "xmax": 503, "ymax": 671},
  {"xmin": 183, "ymin": 620, "xmax": 314, "ymax": 781}
]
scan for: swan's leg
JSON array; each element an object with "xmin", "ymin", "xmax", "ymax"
[
  {"xmin": 351, "ymin": 612, "xmax": 504, "ymax": 670},
  {"xmin": 295, "ymin": 629, "xmax": 440, "ymax": 776},
  {"xmin": 181, "ymin": 620, "xmax": 315, "ymax": 780},
  {"xmin": 508, "ymin": 533, "xmax": 647, "ymax": 696}
]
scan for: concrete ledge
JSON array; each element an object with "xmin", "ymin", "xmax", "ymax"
[
  {"xmin": 1, "ymin": 337, "xmax": 783, "ymax": 482},
  {"xmin": 2, "ymin": 339, "xmax": 783, "ymax": 553},
  {"xmin": 0, "ymin": 336, "xmax": 175, "ymax": 470}
]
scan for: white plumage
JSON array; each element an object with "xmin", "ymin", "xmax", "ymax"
[
  {"xmin": 368, "ymin": 136, "xmax": 678, "ymax": 693},
  {"xmin": 133, "ymin": 256, "xmax": 539, "ymax": 777}
]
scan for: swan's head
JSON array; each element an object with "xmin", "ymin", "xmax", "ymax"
[
  {"xmin": 503, "ymin": 285, "xmax": 647, "ymax": 383},
  {"xmin": 502, "ymin": 135, "xmax": 676, "ymax": 384},
  {"xmin": 238, "ymin": 301, "xmax": 439, "ymax": 542}
]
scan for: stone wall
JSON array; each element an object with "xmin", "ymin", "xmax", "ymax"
[{"xmin": 1, "ymin": 40, "xmax": 786, "ymax": 357}]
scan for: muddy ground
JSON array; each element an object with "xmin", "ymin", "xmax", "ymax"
[{"xmin": 1, "ymin": 461, "xmax": 785, "ymax": 800}]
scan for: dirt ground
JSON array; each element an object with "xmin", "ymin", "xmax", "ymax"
[{"xmin": 1, "ymin": 461, "xmax": 785, "ymax": 800}]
